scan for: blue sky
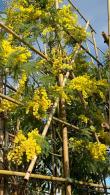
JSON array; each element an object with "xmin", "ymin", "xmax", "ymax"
[
  {"xmin": 0, "ymin": 0, "xmax": 5, "ymax": 10},
  {"xmin": 72, "ymin": 0, "xmax": 108, "ymax": 52}
]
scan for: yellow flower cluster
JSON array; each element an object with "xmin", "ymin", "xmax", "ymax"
[
  {"xmin": 69, "ymin": 138, "xmax": 107, "ymax": 161},
  {"xmin": 7, "ymin": 2, "xmax": 42, "ymax": 28},
  {"xmin": 57, "ymin": 5, "xmax": 78, "ymax": 30},
  {"xmin": 51, "ymin": 49, "xmax": 72, "ymax": 75},
  {"xmin": 0, "ymin": 99, "xmax": 16, "ymax": 113},
  {"xmin": 26, "ymin": 87, "xmax": 51, "ymax": 119},
  {"xmin": 79, "ymin": 114, "xmax": 89, "ymax": 124},
  {"xmin": 88, "ymin": 142, "xmax": 106, "ymax": 161},
  {"xmin": 18, "ymin": 72, "xmax": 27, "ymax": 89},
  {"xmin": 1, "ymin": 39, "xmax": 31, "ymax": 65},
  {"xmin": 69, "ymin": 75, "xmax": 96, "ymax": 98},
  {"xmin": 8, "ymin": 129, "xmax": 42, "ymax": 165},
  {"xmin": 15, "ymin": 72, "xmax": 27, "ymax": 99},
  {"xmin": 18, "ymin": 5, "xmax": 42, "ymax": 20},
  {"xmin": 69, "ymin": 75, "xmax": 107, "ymax": 99},
  {"xmin": 57, "ymin": 5, "xmax": 86, "ymax": 42},
  {"xmin": 42, "ymin": 26, "xmax": 55, "ymax": 36},
  {"xmin": 71, "ymin": 138, "xmax": 83, "ymax": 150},
  {"xmin": 50, "ymin": 85, "xmax": 68, "ymax": 101}
]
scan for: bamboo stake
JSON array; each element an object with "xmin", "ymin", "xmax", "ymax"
[
  {"xmin": 0, "ymin": 71, "xmax": 4, "ymax": 195},
  {"xmin": 3, "ymin": 76, "xmax": 9, "ymax": 195},
  {"xmin": 87, "ymin": 38, "xmax": 105, "ymax": 55},
  {"xmin": 53, "ymin": 117, "xmax": 79, "ymax": 130},
  {"xmin": 0, "ymin": 170, "xmax": 109, "ymax": 190},
  {"xmin": 91, "ymin": 30, "xmax": 102, "ymax": 79},
  {"xmin": 51, "ymin": 121, "xmax": 57, "ymax": 194},
  {"xmin": 24, "ymin": 97, "xmax": 59, "ymax": 180},
  {"xmin": 91, "ymin": 31, "xmax": 99, "ymax": 61},
  {"xmin": 74, "ymin": 180, "xmax": 110, "ymax": 189},
  {"xmin": 0, "ymin": 93, "xmax": 22, "ymax": 105},
  {"xmin": 0, "ymin": 170, "xmax": 67, "ymax": 182},
  {"xmin": 55, "ymin": 0, "xmax": 59, "ymax": 9},
  {"xmin": 59, "ymin": 74, "xmax": 72, "ymax": 194},
  {"xmin": 85, "ymin": 42, "xmax": 94, "ymax": 64}
]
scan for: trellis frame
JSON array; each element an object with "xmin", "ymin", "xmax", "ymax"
[{"xmin": 0, "ymin": 1, "xmax": 108, "ymax": 194}]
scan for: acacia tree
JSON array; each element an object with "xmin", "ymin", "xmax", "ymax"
[{"xmin": 0, "ymin": 0, "xmax": 109, "ymax": 194}]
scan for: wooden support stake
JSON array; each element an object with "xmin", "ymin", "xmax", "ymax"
[
  {"xmin": 91, "ymin": 30, "xmax": 102, "ymax": 79},
  {"xmin": 85, "ymin": 42, "xmax": 94, "ymax": 64},
  {"xmin": 59, "ymin": 74, "xmax": 72, "ymax": 195},
  {"xmin": 53, "ymin": 117, "xmax": 79, "ymax": 130},
  {"xmin": 0, "ymin": 93, "xmax": 22, "ymax": 105},
  {"xmin": 0, "ymin": 169, "xmax": 110, "ymax": 190},
  {"xmin": 91, "ymin": 31, "xmax": 99, "ymax": 61},
  {"xmin": 87, "ymin": 37, "xmax": 105, "ymax": 55},
  {"xmin": 51, "ymin": 121, "xmax": 57, "ymax": 194},
  {"xmin": 55, "ymin": 0, "xmax": 59, "ymax": 9},
  {"xmin": 0, "ymin": 71, "xmax": 4, "ymax": 195}
]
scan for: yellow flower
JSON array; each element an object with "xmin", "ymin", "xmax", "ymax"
[
  {"xmin": 26, "ymin": 87, "xmax": 51, "ymax": 119},
  {"xmin": 88, "ymin": 142, "xmax": 106, "ymax": 161},
  {"xmin": 7, "ymin": 129, "xmax": 43, "ymax": 165},
  {"xmin": 1, "ymin": 39, "xmax": 31, "ymax": 65}
]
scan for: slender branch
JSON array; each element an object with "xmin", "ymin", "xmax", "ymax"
[
  {"xmin": 3, "ymin": 82, "xmax": 17, "ymax": 92},
  {"xmin": 56, "ymin": 128, "xmax": 63, "ymax": 142},
  {"xmin": 0, "ymin": 22, "xmax": 48, "ymax": 60},
  {"xmin": 53, "ymin": 117, "xmax": 79, "ymax": 130},
  {"xmin": 49, "ymin": 152, "xmax": 62, "ymax": 157}
]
